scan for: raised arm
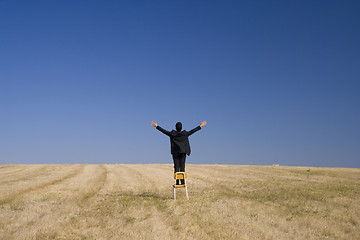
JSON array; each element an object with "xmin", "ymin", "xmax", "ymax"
[
  {"xmin": 188, "ymin": 121, "xmax": 207, "ymax": 136},
  {"xmin": 187, "ymin": 126, "xmax": 201, "ymax": 136},
  {"xmin": 152, "ymin": 121, "xmax": 171, "ymax": 136}
]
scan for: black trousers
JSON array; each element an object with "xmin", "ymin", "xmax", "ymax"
[
  {"xmin": 172, "ymin": 153, "xmax": 186, "ymax": 172},
  {"xmin": 172, "ymin": 153, "xmax": 186, "ymax": 184}
]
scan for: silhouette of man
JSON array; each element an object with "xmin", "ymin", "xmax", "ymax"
[{"xmin": 152, "ymin": 121, "xmax": 207, "ymax": 184}]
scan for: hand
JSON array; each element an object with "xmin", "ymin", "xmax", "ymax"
[
  {"xmin": 200, "ymin": 121, "xmax": 207, "ymax": 127},
  {"xmin": 151, "ymin": 121, "xmax": 158, "ymax": 127}
]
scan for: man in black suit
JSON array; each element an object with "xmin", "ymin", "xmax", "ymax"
[{"xmin": 152, "ymin": 121, "xmax": 207, "ymax": 184}]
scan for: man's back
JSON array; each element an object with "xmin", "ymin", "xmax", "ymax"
[
  {"xmin": 169, "ymin": 130, "xmax": 192, "ymax": 155},
  {"xmin": 152, "ymin": 121, "xmax": 207, "ymax": 174},
  {"xmin": 156, "ymin": 125, "xmax": 201, "ymax": 156}
]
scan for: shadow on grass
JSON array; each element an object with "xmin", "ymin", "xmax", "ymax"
[
  {"xmin": 118, "ymin": 191, "xmax": 172, "ymax": 200},
  {"xmin": 115, "ymin": 190, "xmax": 173, "ymax": 211}
]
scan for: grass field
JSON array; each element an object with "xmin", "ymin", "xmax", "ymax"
[{"xmin": 0, "ymin": 164, "xmax": 359, "ymax": 239}]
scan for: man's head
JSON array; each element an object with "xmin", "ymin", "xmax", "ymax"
[{"xmin": 176, "ymin": 122, "xmax": 182, "ymax": 132}]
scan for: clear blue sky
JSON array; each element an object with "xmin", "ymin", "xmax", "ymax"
[{"xmin": 1, "ymin": 1, "xmax": 359, "ymax": 167}]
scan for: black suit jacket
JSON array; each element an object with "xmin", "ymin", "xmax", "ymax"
[{"xmin": 156, "ymin": 126, "xmax": 201, "ymax": 156}]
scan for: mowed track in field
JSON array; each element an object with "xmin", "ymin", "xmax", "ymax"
[{"xmin": 0, "ymin": 164, "xmax": 359, "ymax": 240}]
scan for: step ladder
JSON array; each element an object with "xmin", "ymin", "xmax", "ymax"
[{"xmin": 173, "ymin": 172, "xmax": 189, "ymax": 200}]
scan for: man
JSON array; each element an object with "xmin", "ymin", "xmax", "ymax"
[{"xmin": 151, "ymin": 121, "xmax": 207, "ymax": 184}]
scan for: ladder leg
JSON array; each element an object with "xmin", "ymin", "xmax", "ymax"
[
  {"xmin": 185, "ymin": 186, "xmax": 189, "ymax": 200},
  {"xmin": 173, "ymin": 187, "xmax": 176, "ymax": 200}
]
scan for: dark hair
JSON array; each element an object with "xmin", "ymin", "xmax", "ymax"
[{"xmin": 176, "ymin": 122, "xmax": 182, "ymax": 131}]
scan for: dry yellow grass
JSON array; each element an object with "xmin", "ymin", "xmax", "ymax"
[{"xmin": 0, "ymin": 164, "xmax": 359, "ymax": 239}]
